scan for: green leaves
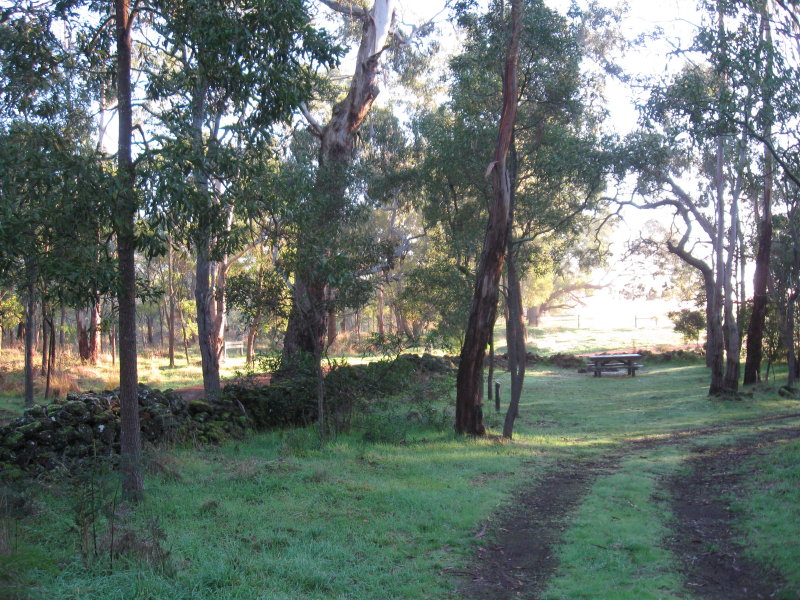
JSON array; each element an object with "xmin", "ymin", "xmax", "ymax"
[{"xmin": 0, "ymin": 122, "xmax": 117, "ymax": 305}]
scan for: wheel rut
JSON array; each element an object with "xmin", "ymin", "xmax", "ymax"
[
  {"xmin": 457, "ymin": 415, "xmax": 800, "ymax": 600},
  {"xmin": 664, "ymin": 426, "xmax": 800, "ymax": 600},
  {"xmin": 460, "ymin": 457, "xmax": 620, "ymax": 600}
]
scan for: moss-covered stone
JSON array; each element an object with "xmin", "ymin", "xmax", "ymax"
[
  {"xmin": 23, "ymin": 404, "xmax": 46, "ymax": 419},
  {"xmin": 1, "ymin": 355, "xmax": 450, "ymax": 476},
  {"xmin": 0, "ymin": 446, "xmax": 17, "ymax": 463},
  {"xmin": 17, "ymin": 421, "xmax": 43, "ymax": 437},
  {"xmin": 188, "ymin": 400, "xmax": 213, "ymax": 415},
  {"xmin": 62, "ymin": 400, "xmax": 89, "ymax": 418}
]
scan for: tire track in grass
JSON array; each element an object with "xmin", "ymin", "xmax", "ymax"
[
  {"xmin": 457, "ymin": 414, "xmax": 800, "ymax": 600},
  {"xmin": 664, "ymin": 427, "xmax": 800, "ymax": 600},
  {"xmin": 460, "ymin": 457, "xmax": 621, "ymax": 600}
]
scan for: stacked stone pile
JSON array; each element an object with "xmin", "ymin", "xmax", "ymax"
[
  {"xmin": 0, "ymin": 386, "xmax": 249, "ymax": 475},
  {"xmin": 0, "ymin": 353, "xmax": 456, "ymax": 476}
]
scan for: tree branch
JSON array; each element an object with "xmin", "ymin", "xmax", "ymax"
[
  {"xmin": 318, "ymin": 0, "xmax": 368, "ymax": 18},
  {"xmin": 393, "ymin": 0, "xmax": 454, "ymax": 47},
  {"xmin": 299, "ymin": 102, "xmax": 324, "ymax": 138}
]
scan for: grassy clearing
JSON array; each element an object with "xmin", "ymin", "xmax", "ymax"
[
  {"xmin": 5, "ymin": 358, "xmax": 800, "ymax": 599},
  {"xmin": 508, "ymin": 315, "xmax": 686, "ymax": 355},
  {"xmin": 0, "ymin": 316, "xmax": 685, "ymax": 419}
]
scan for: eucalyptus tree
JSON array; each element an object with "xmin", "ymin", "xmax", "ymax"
[
  {"xmin": 112, "ymin": 0, "xmax": 145, "ymax": 501},
  {"xmin": 413, "ymin": 0, "xmax": 616, "ymax": 435},
  {"xmin": 283, "ymin": 0, "xmax": 445, "ymax": 362},
  {"xmin": 142, "ymin": 0, "xmax": 340, "ymax": 399},
  {"xmin": 625, "ymin": 122, "xmax": 747, "ymax": 396},
  {"xmin": 453, "ymin": 0, "xmax": 522, "ymax": 435},
  {"xmin": 628, "ymin": 0, "xmax": 797, "ymax": 394}
]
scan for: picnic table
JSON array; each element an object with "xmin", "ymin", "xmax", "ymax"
[{"xmin": 586, "ymin": 353, "xmax": 643, "ymax": 377}]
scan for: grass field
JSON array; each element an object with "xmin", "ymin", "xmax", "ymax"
[{"xmin": 3, "ymin": 354, "xmax": 800, "ymax": 599}]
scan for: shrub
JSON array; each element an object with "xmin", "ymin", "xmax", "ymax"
[{"xmin": 668, "ymin": 309, "xmax": 706, "ymax": 346}]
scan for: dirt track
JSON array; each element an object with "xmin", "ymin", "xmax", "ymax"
[{"xmin": 459, "ymin": 419, "xmax": 800, "ymax": 599}]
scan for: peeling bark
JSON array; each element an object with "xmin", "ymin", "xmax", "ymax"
[
  {"xmin": 283, "ymin": 0, "xmax": 397, "ymax": 360},
  {"xmin": 455, "ymin": 0, "xmax": 521, "ymax": 436}
]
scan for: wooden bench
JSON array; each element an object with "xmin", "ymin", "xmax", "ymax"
[{"xmin": 223, "ymin": 340, "xmax": 245, "ymax": 359}]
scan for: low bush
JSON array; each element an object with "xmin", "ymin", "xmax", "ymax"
[{"xmin": 225, "ymin": 353, "xmax": 454, "ymax": 433}]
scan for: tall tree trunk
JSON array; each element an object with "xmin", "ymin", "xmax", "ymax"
[
  {"xmin": 24, "ymin": 273, "xmax": 36, "ymax": 407},
  {"xmin": 189, "ymin": 79, "xmax": 225, "ymax": 398},
  {"xmin": 145, "ymin": 314, "xmax": 153, "ymax": 346},
  {"xmin": 167, "ymin": 243, "xmax": 176, "ymax": 368},
  {"xmin": 176, "ymin": 297, "xmax": 191, "ymax": 366},
  {"xmin": 40, "ymin": 301, "xmax": 49, "ymax": 377},
  {"xmin": 744, "ymin": 10, "xmax": 774, "ymax": 385},
  {"xmin": 76, "ymin": 309, "xmax": 90, "ymax": 361},
  {"xmin": 158, "ymin": 301, "xmax": 165, "ymax": 347},
  {"xmin": 455, "ymin": 0, "xmax": 521, "ymax": 435},
  {"xmin": 503, "ymin": 245, "xmax": 526, "ymax": 439},
  {"xmin": 487, "ymin": 325, "xmax": 495, "ymax": 404},
  {"xmin": 89, "ymin": 297, "xmax": 101, "ymax": 364},
  {"xmin": 211, "ymin": 248, "xmax": 229, "ymax": 364},
  {"xmin": 708, "ymin": 131, "xmax": 727, "ymax": 395},
  {"xmin": 283, "ymin": 0, "xmax": 397, "ymax": 361},
  {"xmin": 703, "ymin": 275, "xmax": 716, "ymax": 368},
  {"xmin": 721, "ymin": 127, "xmax": 749, "ymax": 391},
  {"xmin": 59, "ymin": 306, "xmax": 65, "ymax": 349},
  {"xmin": 708, "ymin": 0, "xmax": 729, "ymax": 396},
  {"xmin": 195, "ymin": 242, "xmax": 221, "ymax": 399},
  {"xmin": 723, "ymin": 191, "xmax": 741, "ymax": 392},
  {"xmin": 44, "ymin": 314, "xmax": 55, "ymax": 399},
  {"xmin": 109, "ymin": 324, "xmax": 116, "ymax": 366},
  {"xmin": 376, "ymin": 285, "xmax": 385, "ymax": 336},
  {"xmin": 115, "ymin": 0, "xmax": 143, "ymax": 502}
]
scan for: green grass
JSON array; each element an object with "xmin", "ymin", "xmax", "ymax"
[
  {"xmin": 543, "ymin": 448, "xmax": 686, "ymax": 600},
  {"xmin": 5, "ymin": 360, "xmax": 800, "ymax": 599},
  {"xmin": 734, "ymin": 435, "xmax": 800, "ymax": 598},
  {"xmin": 502, "ymin": 316, "xmax": 686, "ymax": 355}
]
